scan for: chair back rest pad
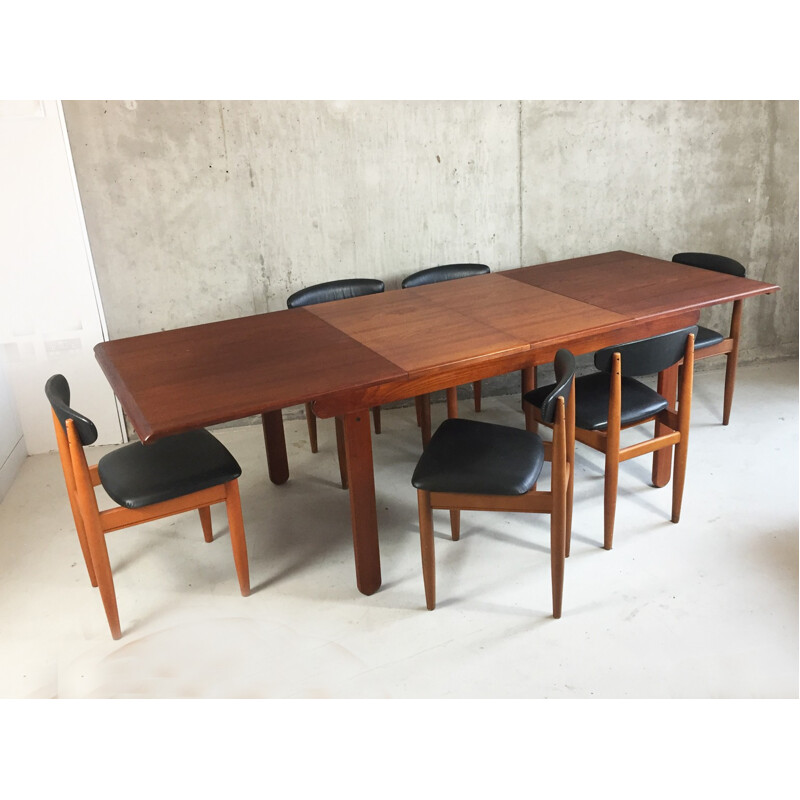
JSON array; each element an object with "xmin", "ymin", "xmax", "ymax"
[
  {"xmin": 539, "ymin": 349, "xmax": 576, "ymax": 424},
  {"xmin": 401, "ymin": 263, "xmax": 490, "ymax": 289},
  {"xmin": 672, "ymin": 252, "xmax": 746, "ymax": 277},
  {"xmin": 287, "ymin": 278, "xmax": 385, "ymax": 308},
  {"xmin": 594, "ymin": 326, "xmax": 699, "ymax": 377},
  {"xmin": 45, "ymin": 374, "xmax": 99, "ymax": 446}
]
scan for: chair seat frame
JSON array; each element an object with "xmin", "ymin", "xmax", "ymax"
[
  {"xmin": 672, "ymin": 252, "xmax": 744, "ymax": 425},
  {"xmin": 529, "ymin": 334, "xmax": 695, "ymax": 550},
  {"xmin": 417, "ymin": 381, "xmax": 575, "ymax": 618},
  {"xmin": 685, "ymin": 298, "xmax": 742, "ymax": 425},
  {"xmin": 55, "ymin": 412, "xmax": 249, "ymax": 640}
]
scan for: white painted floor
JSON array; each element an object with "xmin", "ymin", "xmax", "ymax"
[
  {"xmin": 1, "ymin": 359, "xmax": 797, "ymax": 702},
  {"xmin": 3, "ymin": 359, "xmax": 798, "ymax": 794}
]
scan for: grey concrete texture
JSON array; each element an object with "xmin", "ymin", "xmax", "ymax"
[
  {"xmin": 63, "ymin": 100, "xmax": 798, "ymax": 369},
  {"xmin": 62, "ymin": 100, "xmax": 520, "ymax": 338},
  {"xmin": 521, "ymin": 100, "xmax": 798, "ymax": 364}
]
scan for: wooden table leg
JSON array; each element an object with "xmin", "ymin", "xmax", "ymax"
[
  {"xmin": 652, "ymin": 364, "xmax": 678, "ymax": 488},
  {"xmin": 418, "ymin": 394, "xmax": 432, "ymax": 448},
  {"xmin": 446, "ymin": 386, "xmax": 459, "ymax": 418},
  {"xmin": 334, "ymin": 416, "xmax": 348, "ymax": 489},
  {"xmin": 522, "ymin": 366, "xmax": 537, "ymax": 431},
  {"xmin": 343, "ymin": 410, "xmax": 382, "ymax": 595},
  {"xmin": 261, "ymin": 410, "xmax": 289, "ymax": 485}
]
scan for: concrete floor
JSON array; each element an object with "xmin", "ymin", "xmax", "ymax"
[{"xmin": 0, "ymin": 359, "xmax": 797, "ymax": 700}]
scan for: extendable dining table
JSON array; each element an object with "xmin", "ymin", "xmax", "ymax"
[{"xmin": 94, "ymin": 251, "xmax": 779, "ymax": 596}]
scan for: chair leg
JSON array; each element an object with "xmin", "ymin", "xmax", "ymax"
[
  {"xmin": 446, "ymin": 387, "xmax": 458, "ymax": 418},
  {"xmin": 723, "ymin": 299, "xmax": 743, "ymax": 426},
  {"xmin": 199, "ymin": 506, "xmax": 213, "ymax": 542},
  {"xmin": 85, "ymin": 516, "xmax": 122, "ymax": 640},
  {"xmin": 722, "ymin": 352, "xmax": 738, "ymax": 426},
  {"xmin": 673, "ymin": 332, "xmax": 695, "ymax": 521},
  {"xmin": 53, "ymin": 421, "xmax": 98, "ymax": 587},
  {"xmin": 224, "ymin": 480, "xmax": 250, "ymax": 596},
  {"xmin": 521, "ymin": 365, "xmax": 538, "ymax": 397},
  {"xmin": 671, "ymin": 435, "xmax": 689, "ymax": 524},
  {"xmin": 418, "ymin": 490, "xmax": 436, "ymax": 610},
  {"xmin": 334, "ymin": 416, "xmax": 348, "ymax": 490},
  {"xmin": 472, "ymin": 381, "xmax": 482, "ymax": 412},
  {"xmin": 304, "ymin": 402, "xmax": 318, "ymax": 453},
  {"xmin": 449, "ymin": 509, "xmax": 460, "ymax": 541},
  {"xmin": 565, "ymin": 392, "xmax": 575, "ymax": 558},
  {"xmin": 550, "ymin": 490, "xmax": 566, "ymax": 619},
  {"xmin": 371, "ymin": 406, "xmax": 381, "ymax": 435},
  {"xmin": 603, "ymin": 358, "xmax": 622, "ymax": 550},
  {"xmin": 70, "ymin": 501, "xmax": 98, "ymax": 586},
  {"xmin": 565, "ymin": 468, "xmax": 574, "ymax": 558},
  {"xmin": 603, "ymin": 449, "xmax": 619, "ymax": 550}
]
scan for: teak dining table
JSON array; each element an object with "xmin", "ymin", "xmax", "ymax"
[{"xmin": 94, "ymin": 251, "xmax": 779, "ymax": 596}]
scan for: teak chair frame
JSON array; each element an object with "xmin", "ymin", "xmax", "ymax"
[
  {"xmin": 52, "ymin": 411, "xmax": 250, "ymax": 640},
  {"xmin": 417, "ymin": 381, "xmax": 575, "ymax": 619},
  {"xmin": 671, "ymin": 252, "xmax": 745, "ymax": 426},
  {"xmin": 551, "ymin": 333, "xmax": 696, "ymax": 551},
  {"xmin": 684, "ymin": 299, "xmax": 742, "ymax": 425}
]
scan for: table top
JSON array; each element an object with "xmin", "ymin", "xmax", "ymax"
[
  {"xmin": 508, "ymin": 251, "xmax": 777, "ymax": 316},
  {"xmin": 95, "ymin": 307, "xmax": 406, "ymax": 441},
  {"xmin": 95, "ymin": 251, "xmax": 779, "ymax": 440}
]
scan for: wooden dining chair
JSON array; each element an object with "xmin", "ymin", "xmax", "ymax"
[
  {"xmin": 46, "ymin": 374, "xmax": 250, "ymax": 640},
  {"xmin": 411, "ymin": 349, "xmax": 575, "ymax": 618},
  {"xmin": 672, "ymin": 252, "xmax": 746, "ymax": 425},
  {"xmin": 524, "ymin": 327, "xmax": 697, "ymax": 551},
  {"xmin": 401, "ymin": 264, "xmax": 490, "ymax": 446},
  {"xmin": 287, "ymin": 278, "xmax": 385, "ymax": 489}
]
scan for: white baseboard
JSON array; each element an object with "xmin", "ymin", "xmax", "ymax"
[{"xmin": 0, "ymin": 436, "xmax": 27, "ymax": 502}]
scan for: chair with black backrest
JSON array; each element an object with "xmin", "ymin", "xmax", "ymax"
[
  {"xmin": 401, "ymin": 264, "xmax": 490, "ymax": 447},
  {"xmin": 411, "ymin": 349, "xmax": 575, "ymax": 618},
  {"xmin": 524, "ymin": 326, "xmax": 697, "ymax": 551},
  {"xmin": 45, "ymin": 374, "xmax": 250, "ymax": 640},
  {"xmin": 672, "ymin": 252, "xmax": 746, "ymax": 425},
  {"xmin": 287, "ymin": 278, "xmax": 385, "ymax": 489}
]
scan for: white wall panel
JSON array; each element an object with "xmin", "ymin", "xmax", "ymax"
[{"xmin": 0, "ymin": 101, "xmax": 124, "ymax": 456}]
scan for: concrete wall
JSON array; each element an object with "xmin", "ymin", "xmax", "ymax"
[
  {"xmin": 62, "ymin": 100, "xmax": 798, "ymax": 384},
  {"xmin": 62, "ymin": 100, "xmax": 521, "ymax": 338},
  {"xmin": 522, "ymin": 100, "xmax": 798, "ymax": 363}
]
